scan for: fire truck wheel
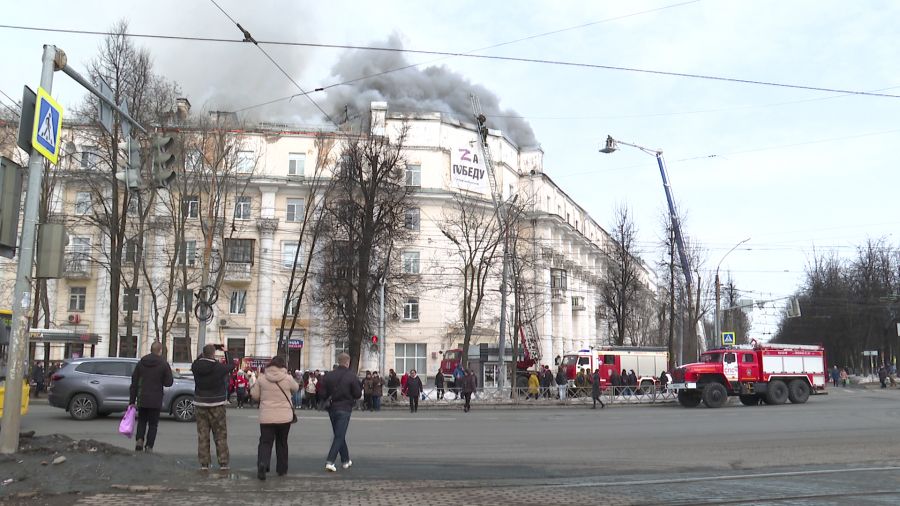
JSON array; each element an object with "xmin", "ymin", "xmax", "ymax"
[
  {"xmin": 739, "ymin": 394, "xmax": 759, "ymax": 406},
  {"xmin": 766, "ymin": 380, "xmax": 789, "ymax": 405},
  {"xmin": 677, "ymin": 390, "xmax": 701, "ymax": 408},
  {"xmin": 788, "ymin": 379, "xmax": 811, "ymax": 404},
  {"xmin": 701, "ymin": 383, "xmax": 728, "ymax": 408}
]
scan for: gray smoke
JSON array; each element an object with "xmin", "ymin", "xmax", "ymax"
[{"xmin": 322, "ymin": 34, "xmax": 538, "ymax": 148}]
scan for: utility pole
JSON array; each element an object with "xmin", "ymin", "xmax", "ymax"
[{"xmin": 0, "ymin": 45, "xmax": 58, "ymax": 455}]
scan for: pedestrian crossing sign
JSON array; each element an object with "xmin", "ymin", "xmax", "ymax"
[
  {"xmin": 31, "ymin": 87, "xmax": 63, "ymax": 165},
  {"xmin": 722, "ymin": 332, "xmax": 736, "ymax": 346}
]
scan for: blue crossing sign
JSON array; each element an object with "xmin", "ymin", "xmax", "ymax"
[
  {"xmin": 31, "ymin": 87, "xmax": 64, "ymax": 165},
  {"xmin": 722, "ymin": 332, "xmax": 736, "ymax": 346}
]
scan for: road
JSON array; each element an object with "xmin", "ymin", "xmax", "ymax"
[{"xmin": 17, "ymin": 386, "xmax": 900, "ymax": 504}]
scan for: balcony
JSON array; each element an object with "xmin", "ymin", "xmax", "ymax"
[
  {"xmin": 223, "ymin": 262, "xmax": 252, "ymax": 284},
  {"xmin": 64, "ymin": 257, "xmax": 91, "ymax": 279},
  {"xmin": 551, "ymin": 288, "xmax": 567, "ymax": 303}
]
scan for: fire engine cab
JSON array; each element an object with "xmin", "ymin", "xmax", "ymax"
[
  {"xmin": 669, "ymin": 342, "xmax": 826, "ymax": 408},
  {"xmin": 560, "ymin": 346, "xmax": 668, "ymax": 392}
]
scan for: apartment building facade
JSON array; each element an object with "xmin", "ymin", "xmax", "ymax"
[{"xmin": 0, "ymin": 102, "xmax": 656, "ymax": 382}]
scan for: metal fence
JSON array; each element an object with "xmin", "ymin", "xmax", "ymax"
[{"xmin": 297, "ymin": 385, "xmax": 678, "ymax": 410}]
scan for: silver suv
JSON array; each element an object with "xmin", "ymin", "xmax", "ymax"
[{"xmin": 48, "ymin": 357, "xmax": 195, "ymax": 422}]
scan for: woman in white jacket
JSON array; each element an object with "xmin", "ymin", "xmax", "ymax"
[{"xmin": 250, "ymin": 356, "xmax": 299, "ymax": 480}]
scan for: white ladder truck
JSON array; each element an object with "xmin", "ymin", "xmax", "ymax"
[{"xmin": 470, "ymin": 94, "xmax": 542, "ymax": 388}]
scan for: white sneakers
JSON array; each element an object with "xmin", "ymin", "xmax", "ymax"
[{"xmin": 325, "ymin": 461, "xmax": 352, "ymax": 472}]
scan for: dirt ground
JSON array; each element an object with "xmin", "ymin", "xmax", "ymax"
[{"xmin": 0, "ymin": 433, "xmax": 199, "ymax": 501}]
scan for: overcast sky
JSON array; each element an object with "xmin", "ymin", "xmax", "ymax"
[{"xmin": 3, "ymin": 0, "xmax": 899, "ymax": 339}]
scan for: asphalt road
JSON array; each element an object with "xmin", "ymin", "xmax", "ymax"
[{"xmin": 18, "ymin": 386, "xmax": 900, "ymax": 504}]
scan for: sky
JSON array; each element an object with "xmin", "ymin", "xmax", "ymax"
[{"xmin": 2, "ymin": 0, "xmax": 899, "ymax": 339}]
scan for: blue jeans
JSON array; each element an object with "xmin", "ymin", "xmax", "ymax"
[
  {"xmin": 327, "ymin": 409, "xmax": 352, "ymax": 464},
  {"xmin": 372, "ymin": 395, "xmax": 382, "ymax": 411}
]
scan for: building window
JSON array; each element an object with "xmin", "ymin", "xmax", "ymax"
[
  {"xmin": 172, "ymin": 335, "xmax": 191, "ymax": 363},
  {"xmin": 176, "ymin": 289, "xmax": 193, "ymax": 313},
  {"xmin": 230, "ymin": 290, "xmax": 247, "ymax": 314},
  {"xmin": 185, "ymin": 149, "xmax": 203, "ymax": 170},
  {"xmin": 405, "ymin": 164, "xmax": 421, "ymax": 187},
  {"xmin": 227, "ymin": 338, "xmax": 246, "ymax": 359},
  {"xmin": 225, "ymin": 239, "xmax": 254, "ymax": 264},
  {"xmin": 288, "ymin": 153, "xmax": 306, "ymax": 176},
  {"xmin": 333, "ymin": 240, "xmax": 351, "ymax": 279},
  {"xmin": 334, "ymin": 340, "xmax": 350, "ymax": 363},
  {"xmin": 395, "ymin": 343, "xmax": 426, "ymax": 376},
  {"xmin": 68, "ymin": 287, "xmax": 87, "ymax": 312},
  {"xmin": 80, "ymin": 147, "xmax": 99, "ymax": 169},
  {"xmin": 550, "ymin": 268, "xmax": 568, "ymax": 291},
  {"xmin": 68, "ymin": 237, "xmax": 90, "ymax": 272},
  {"xmin": 282, "ymin": 291, "xmax": 300, "ymax": 314},
  {"xmin": 236, "ymin": 150, "xmax": 254, "ymax": 173},
  {"xmin": 571, "ymin": 296, "xmax": 585, "ymax": 310},
  {"xmin": 404, "ymin": 208, "xmax": 420, "ymax": 231},
  {"xmin": 234, "ymin": 196, "xmax": 251, "ymax": 220},
  {"xmin": 178, "ymin": 240, "xmax": 197, "ymax": 267},
  {"xmin": 403, "ymin": 298, "xmax": 419, "ymax": 321},
  {"xmin": 281, "ymin": 241, "xmax": 300, "ymax": 269},
  {"xmin": 75, "ymin": 192, "xmax": 91, "ymax": 215},
  {"xmin": 126, "ymin": 196, "xmax": 140, "ymax": 216},
  {"xmin": 285, "ymin": 198, "xmax": 304, "ymax": 223},
  {"xmin": 182, "ymin": 195, "xmax": 199, "ymax": 218},
  {"xmin": 119, "ymin": 335, "xmax": 137, "ymax": 358},
  {"xmin": 123, "ymin": 288, "xmax": 140, "ymax": 312},
  {"xmin": 124, "ymin": 240, "xmax": 138, "ymax": 264},
  {"xmin": 402, "ymin": 251, "xmax": 420, "ymax": 275}
]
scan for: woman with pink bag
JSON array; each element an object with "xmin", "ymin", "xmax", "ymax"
[{"xmin": 128, "ymin": 342, "xmax": 174, "ymax": 452}]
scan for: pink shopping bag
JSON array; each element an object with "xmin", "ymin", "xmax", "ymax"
[{"xmin": 119, "ymin": 405, "xmax": 136, "ymax": 438}]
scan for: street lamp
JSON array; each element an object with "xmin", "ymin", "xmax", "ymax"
[
  {"xmin": 600, "ymin": 135, "xmax": 692, "ymax": 365},
  {"xmin": 715, "ymin": 238, "xmax": 751, "ymax": 347}
]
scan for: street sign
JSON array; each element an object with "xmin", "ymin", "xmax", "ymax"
[
  {"xmin": 288, "ymin": 339, "xmax": 303, "ymax": 349},
  {"xmin": 98, "ymin": 77, "xmax": 114, "ymax": 135},
  {"xmin": 721, "ymin": 332, "xmax": 736, "ymax": 346},
  {"xmin": 862, "ymin": 350, "xmax": 878, "ymax": 357},
  {"xmin": 31, "ymin": 87, "xmax": 63, "ymax": 165}
]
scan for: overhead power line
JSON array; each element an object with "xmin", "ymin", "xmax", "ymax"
[
  {"xmin": 205, "ymin": 0, "xmax": 337, "ymax": 126},
  {"xmin": 1, "ymin": 15, "xmax": 897, "ymax": 122}
]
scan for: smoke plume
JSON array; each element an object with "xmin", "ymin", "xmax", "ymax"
[{"xmin": 322, "ymin": 34, "xmax": 538, "ymax": 148}]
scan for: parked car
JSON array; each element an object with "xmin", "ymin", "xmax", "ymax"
[{"xmin": 48, "ymin": 357, "xmax": 195, "ymax": 422}]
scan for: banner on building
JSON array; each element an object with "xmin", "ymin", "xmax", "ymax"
[{"xmin": 450, "ymin": 147, "xmax": 489, "ymax": 194}]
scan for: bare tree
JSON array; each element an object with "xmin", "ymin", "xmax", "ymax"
[
  {"xmin": 73, "ymin": 20, "xmax": 179, "ymax": 356},
  {"xmin": 315, "ymin": 122, "xmax": 413, "ymax": 372},
  {"xmin": 721, "ymin": 277, "xmax": 751, "ymax": 345},
  {"xmin": 437, "ymin": 194, "xmax": 504, "ymax": 369},
  {"xmin": 276, "ymin": 133, "xmax": 337, "ymax": 361},
  {"xmin": 600, "ymin": 205, "xmax": 643, "ymax": 346}
]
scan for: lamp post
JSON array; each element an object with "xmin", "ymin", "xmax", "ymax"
[{"xmin": 715, "ymin": 238, "xmax": 750, "ymax": 347}]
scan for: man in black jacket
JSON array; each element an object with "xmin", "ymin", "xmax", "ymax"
[
  {"xmin": 191, "ymin": 344, "xmax": 236, "ymax": 471},
  {"xmin": 323, "ymin": 353, "xmax": 362, "ymax": 472},
  {"xmin": 129, "ymin": 341, "xmax": 174, "ymax": 452}
]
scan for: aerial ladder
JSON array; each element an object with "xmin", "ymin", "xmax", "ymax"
[{"xmin": 470, "ymin": 95, "xmax": 542, "ymax": 387}]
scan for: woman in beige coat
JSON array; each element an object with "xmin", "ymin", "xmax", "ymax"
[{"xmin": 250, "ymin": 356, "xmax": 299, "ymax": 480}]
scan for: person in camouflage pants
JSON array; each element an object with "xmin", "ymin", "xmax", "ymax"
[
  {"xmin": 195, "ymin": 405, "xmax": 229, "ymax": 468},
  {"xmin": 191, "ymin": 344, "xmax": 236, "ymax": 471}
]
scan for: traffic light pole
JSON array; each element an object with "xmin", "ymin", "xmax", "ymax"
[{"xmin": 0, "ymin": 45, "xmax": 58, "ymax": 454}]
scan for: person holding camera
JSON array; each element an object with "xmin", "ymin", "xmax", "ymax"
[{"xmin": 191, "ymin": 343, "xmax": 236, "ymax": 471}]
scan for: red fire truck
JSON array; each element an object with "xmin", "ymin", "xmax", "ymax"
[
  {"xmin": 560, "ymin": 347, "xmax": 668, "ymax": 392},
  {"xmin": 668, "ymin": 342, "xmax": 826, "ymax": 408}
]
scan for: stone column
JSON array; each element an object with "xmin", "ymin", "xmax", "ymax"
[{"xmin": 254, "ymin": 217, "xmax": 278, "ymax": 357}]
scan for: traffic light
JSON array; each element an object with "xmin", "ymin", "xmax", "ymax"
[
  {"xmin": 115, "ymin": 139, "xmax": 142, "ymax": 190},
  {"xmin": 371, "ymin": 335, "xmax": 378, "ymax": 345},
  {"xmin": 151, "ymin": 135, "xmax": 176, "ymax": 188},
  {"xmin": 0, "ymin": 157, "xmax": 24, "ymax": 258}
]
